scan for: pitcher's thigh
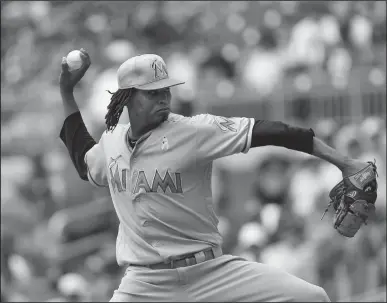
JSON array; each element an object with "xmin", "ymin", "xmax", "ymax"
[
  {"xmin": 111, "ymin": 266, "xmax": 192, "ymax": 302},
  {"xmin": 194, "ymin": 256, "xmax": 330, "ymax": 302},
  {"xmin": 227, "ymin": 260, "xmax": 330, "ymax": 302}
]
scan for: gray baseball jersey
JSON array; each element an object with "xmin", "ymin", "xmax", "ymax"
[{"xmin": 85, "ymin": 113, "xmax": 254, "ymax": 266}]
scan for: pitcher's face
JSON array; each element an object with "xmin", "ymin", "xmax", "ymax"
[{"xmin": 131, "ymin": 87, "xmax": 172, "ymax": 126}]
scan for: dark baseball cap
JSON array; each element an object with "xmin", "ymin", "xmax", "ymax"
[{"xmin": 117, "ymin": 54, "xmax": 185, "ymax": 90}]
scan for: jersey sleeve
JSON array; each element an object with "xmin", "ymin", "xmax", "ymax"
[
  {"xmin": 84, "ymin": 136, "xmax": 109, "ymax": 188},
  {"xmin": 193, "ymin": 114, "xmax": 255, "ymax": 162}
]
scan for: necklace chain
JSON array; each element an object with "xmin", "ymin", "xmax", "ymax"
[{"xmin": 127, "ymin": 131, "xmax": 137, "ymax": 147}]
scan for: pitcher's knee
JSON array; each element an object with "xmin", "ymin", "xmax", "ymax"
[
  {"xmin": 304, "ymin": 286, "xmax": 330, "ymax": 302},
  {"xmin": 314, "ymin": 286, "xmax": 330, "ymax": 302}
]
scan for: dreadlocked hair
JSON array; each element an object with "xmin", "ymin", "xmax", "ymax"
[{"xmin": 105, "ymin": 88, "xmax": 133, "ymax": 132}]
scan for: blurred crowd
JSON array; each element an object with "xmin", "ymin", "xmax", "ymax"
[{"xmin": 1, "ymin": 1, "xmax": 386, "ymax": 302}]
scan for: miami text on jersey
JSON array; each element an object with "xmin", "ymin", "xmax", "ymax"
[
  {"xmin": 133, "ymin": 170, "xmax": 182, "ymax": 194},
  {"xmin": 109, "ymin": 164, "xmax": 183, "ymax": 194}
]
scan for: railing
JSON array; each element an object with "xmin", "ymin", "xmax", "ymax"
[
  {"xmin": 205, "ymin": 87, "xmax": 386, "ymax": 125},
  {"xmin": 283, "ymin": 88, "xmax": 386, "ymax": 124}
]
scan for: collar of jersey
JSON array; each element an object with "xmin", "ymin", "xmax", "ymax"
[
  {"xmin": 125, "ymin": 113, "xmax": 178, "ymax": 150},
  {"xmin": 125, "ymin": 126, "xmax": 152, "ymax": 150}
]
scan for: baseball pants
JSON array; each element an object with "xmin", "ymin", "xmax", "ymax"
[{"xmin": 109, "ymin": 254, "xmax": 330, "ymax": 302}]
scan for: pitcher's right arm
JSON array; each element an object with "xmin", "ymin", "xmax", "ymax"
[{"xmin": 59, "ymin": 49, "xmax": 108, "ymax": 187}]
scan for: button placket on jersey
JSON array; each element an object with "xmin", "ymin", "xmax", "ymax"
[
  {"xmin": 130, "ymin": 135, "xmax": 143, "ymax": 165},
  {"xmin": 131, "ymin": 167, "xmax": 140, "ymax": 202},
  {"xmin": 128, "ymin": 132, "xmax": 151, "ymax": 202},
  {"xmin": 130, "ymin": 144, "xmax": 139, "ymax": 201},
  {"xmin": 130, "ymin": 139, "xmax": 138, "ymax": 165}
]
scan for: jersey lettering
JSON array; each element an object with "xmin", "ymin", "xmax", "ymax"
[
  {"xmin": 133, "ymin": 171, "xmax": 152, "ymax": 193},
  {"xmin": 152, "ymin": 171, "xmax": 182, "ymax": 193},
  {"xmin": 110, "ymin": 164, "xmax": 124, "ymax": 192},
  {"xmin": 133, "ymin": 170, "xmax": 183, "ymax": 194}
]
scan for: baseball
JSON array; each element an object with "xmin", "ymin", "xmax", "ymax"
[{"xmin": 66, "ymin": 50, "xmax": 83, "ymax": 71}]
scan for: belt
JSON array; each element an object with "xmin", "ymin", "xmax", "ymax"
[{"xmin": 147, "ymin": 247, "xmax": 223, "ymax": 270}]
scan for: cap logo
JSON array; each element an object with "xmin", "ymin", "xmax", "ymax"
[{"xmin": 151, "ymin": 59, "xmax": 168, "ymax": 80}]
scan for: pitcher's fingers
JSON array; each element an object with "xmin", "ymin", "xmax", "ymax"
[
  {"xmin": 79, "ymin": 48, "xmax": 91, "ymax": 64},
  {"xmin": 78, "ymin": 56, "xmax": 91, "ymax": 76},
  {"xmin": 79, "ymin": 58, "xmax": 90, "ymax": 74},
  {"xmin": 61, "ymin": 57, "xmax": 69, "ymax": 72}
]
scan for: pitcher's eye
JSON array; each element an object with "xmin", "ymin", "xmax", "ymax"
[{"xmin": 148, "ymin": 88, "xmax": 170, "ymax": 96}]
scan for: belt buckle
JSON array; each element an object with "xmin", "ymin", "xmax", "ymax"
[{"xmin": 194, "ymin": 251, "xmax": 206, "ymax": 264}]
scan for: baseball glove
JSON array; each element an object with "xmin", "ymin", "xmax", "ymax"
[{"xmin": 321, "ymin": 161, "xmax": 378, "ymax": 238}]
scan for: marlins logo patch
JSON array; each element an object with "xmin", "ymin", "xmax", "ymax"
[
  {"xmin": 151, "ymin": 59, "xmax": 168, "ymax": 80},
  {"xmin": 214, "ymin": 116, "xmax": 237, "ymax": 133}
]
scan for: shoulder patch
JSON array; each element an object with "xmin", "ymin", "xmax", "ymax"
[{"xmin": 214, "ymin": 116, "xmax": 237, "ymax": 132}]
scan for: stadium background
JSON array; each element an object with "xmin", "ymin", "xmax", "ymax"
[{"xmin": 1, "ymin": 1, "xmax": 386, "ymax": 301}]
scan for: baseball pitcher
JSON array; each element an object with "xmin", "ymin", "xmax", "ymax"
[{"xmin": 59, "ymin": 50, "xmax": 378, "ymax": 302}]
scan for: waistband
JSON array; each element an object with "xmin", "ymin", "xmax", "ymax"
[{"xmin": 138, "ymin": 246, "xmax": 223, "ymax": 270}]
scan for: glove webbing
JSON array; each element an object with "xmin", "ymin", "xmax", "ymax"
[{"xmin": 321, "ymin": 160, "xmax": 378, "ymax": 221}]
